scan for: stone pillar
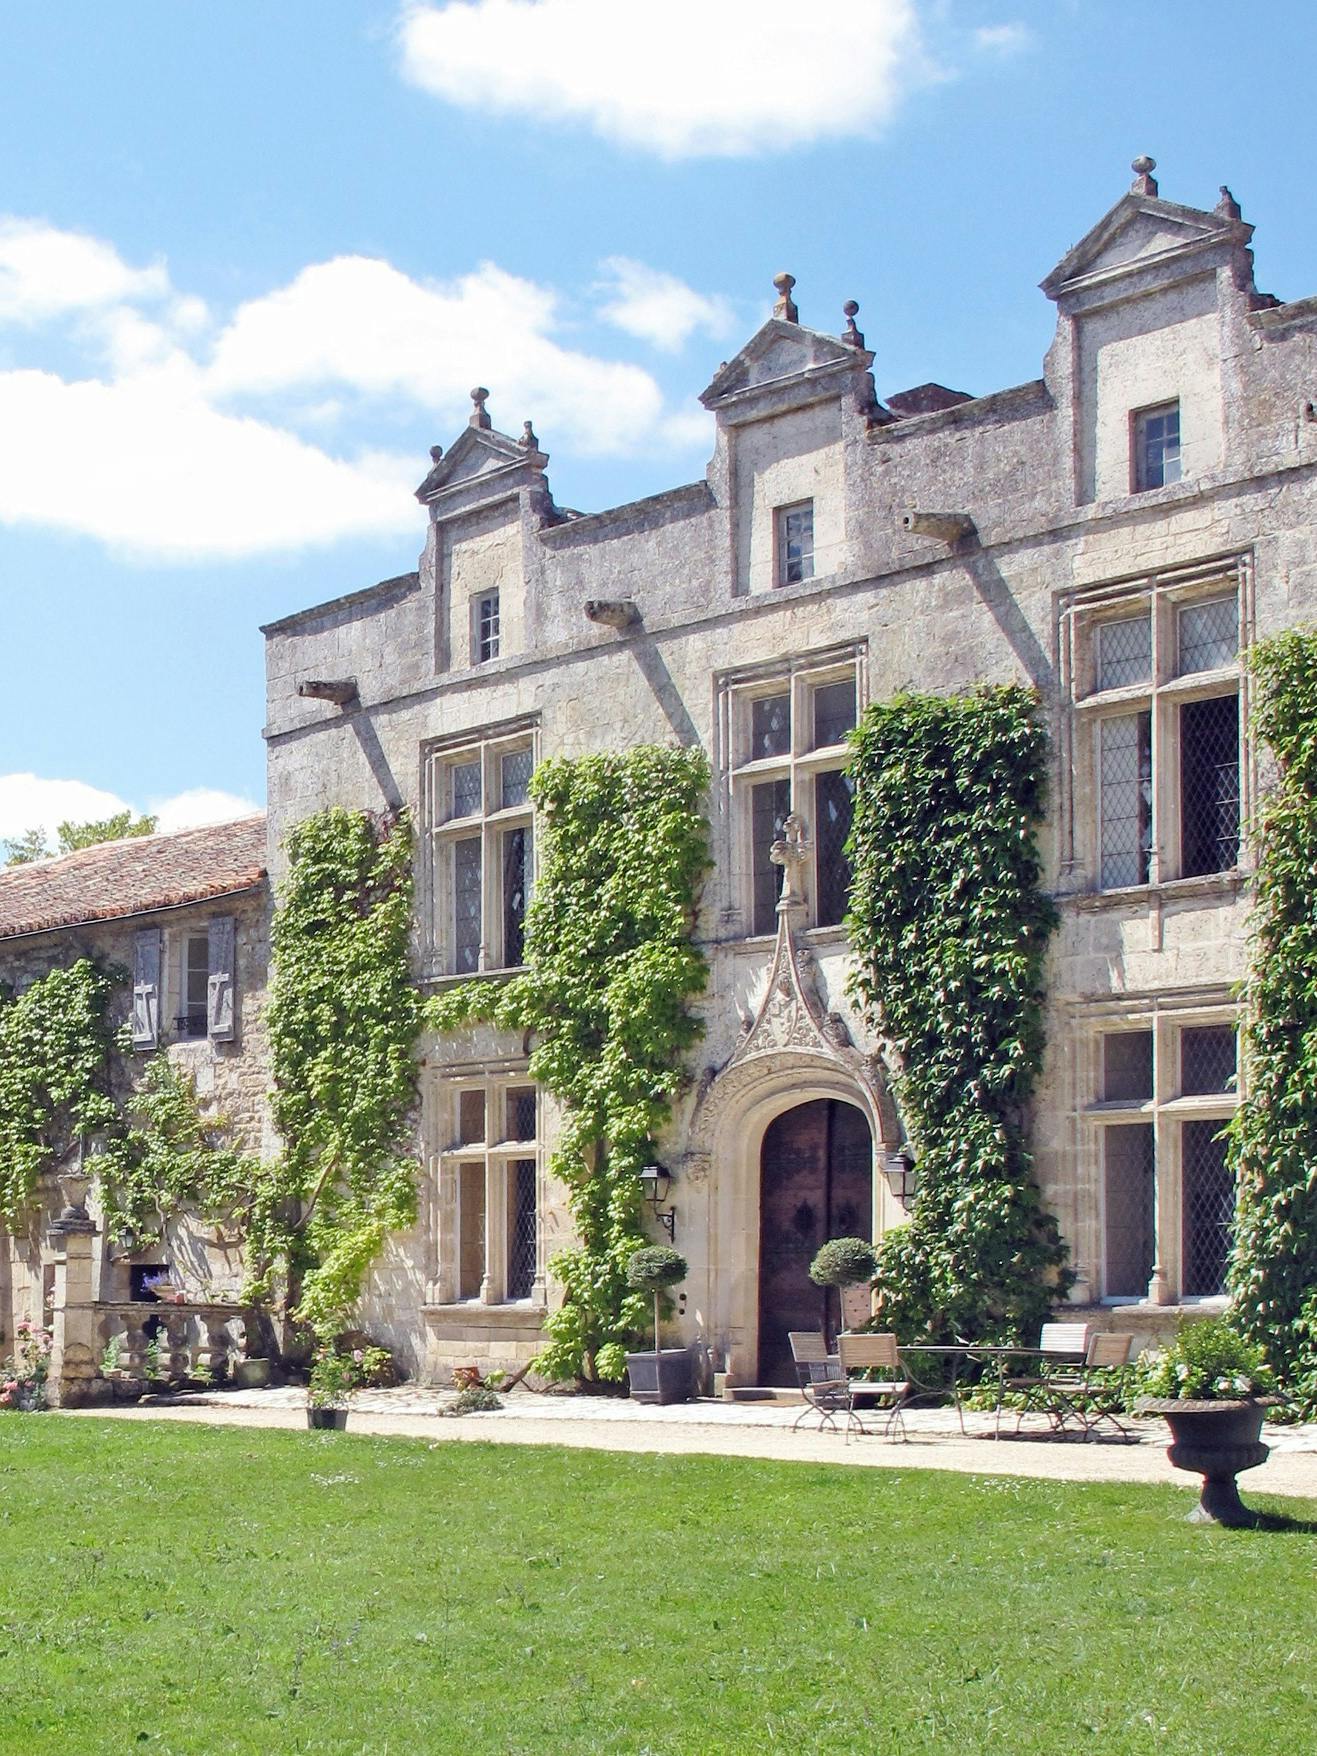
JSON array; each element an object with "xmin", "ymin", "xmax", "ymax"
[{"xmin": 46, "ymin": 1171, "xmax": 105, "ymax": 1409}]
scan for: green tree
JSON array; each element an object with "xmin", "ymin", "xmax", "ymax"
[{"xmin": 3, "ymin": 810, "xmax": 157, "ymax": 867}]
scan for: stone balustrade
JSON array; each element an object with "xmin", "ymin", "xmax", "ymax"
[{"xmin": 91, "ymin": 1300, "xmax": 258, "ymax": 1388}]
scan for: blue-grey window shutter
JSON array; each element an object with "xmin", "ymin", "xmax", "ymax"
[
  {"xmin": 132, "ymin": 927, "xmax": 161, "ymax": 1050},
  {"xmin": 207, "ymin": 915, "xmax": 236, "ymax": 1042}
]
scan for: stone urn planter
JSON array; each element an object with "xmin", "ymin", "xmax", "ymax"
[
  {"xmin": 625, "ymin": 1347, "xmax": 695, "ymax": 1406},
  {"xmin": 233, "ymin": 1357, "xmax": 272, "ymax": 1390},
  {"xmin": 1142, "ymin": 1397, "xmax": 1271, "ymax": 1527}
]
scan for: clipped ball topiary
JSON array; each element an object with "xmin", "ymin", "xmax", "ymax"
[
  {"xmin": 626, "ymin": 1245, "xmax": 688, "ymax": 1292},
  {"xmin": 809, "ymin": 1236, "xmax": 880, "ymax": 1289}
]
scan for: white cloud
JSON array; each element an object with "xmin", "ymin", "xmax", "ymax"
[
  {"xmin": 0, "ymin": 219, "xmax": 169, "ymax": 325},
  {"xmin": 0, "ymin": 773, "xmax": 130, "ymax": 843},
  {"xmin": 595, "ymin": 257, "xmax": 735, "ymax": 353},
  {"xmin": 397, "ymin": 0, "xmax": 929, "ymax": 158},
  {"xmin": 973, "ymin": 22, "xmax": 1032, "ymax": 55},
  {"xmin": 150, "ymin": 788, "xmax": 262, "ymax": 832}
]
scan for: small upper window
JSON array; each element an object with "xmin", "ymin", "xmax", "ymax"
[
  {"xmin": 475, "ymin": 591, "xmax": 501, "ymax": 664},
  {"xmin": 1133, "ymin": 402, "xmax": 1181, "ymax": 492},
  {"xmin": 179, "ymin": 934, "xmax": 210, "ymax": 1039},
  {"xmin": 777, "ymin": 502, "xmax": 814, "ymax": 586}
]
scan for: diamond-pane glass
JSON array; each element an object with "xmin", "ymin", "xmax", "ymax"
[
  {"xmin": 1181, "ymin": 1025, "xmax": 1237, "ymax": 1096},
  {"xmin": 751, "ymin": 693, "xmax": 790, "ymax": 760},
  {"xmin": 751, "ymin": 779, "xmax": 791, "ymax": 935},
  {"xmin": 450, "ymin": 760, "xmax": 482, "ymax": 820},
  {"xmin": 812, "ymin": 680, "xmax": 857, "ymax": 749},
  {"xmin": 453, "ymin": 836, "xmax": 482, "ymax": 973},
  {"xmin": 458, "ymin": 1088, "xmax": 486, "ymax": 1145},
  {"xmin": 507, "ymin": 1087, "xmax": 536, "ymax": 1143},
  {"xmin": 1097, "ymin": 614, "xmax": 1151, "ymax": 691},
  {"xmin": 1100, "ymin": 711, "xmax": 1152, "ymax": 888},
  {"xmin": 1102, "ymin": 1031, "xmax": 1153, "ymax": 1103},
  {"xmin": 1103, "ymin": 1124, "xmax": 1155, "ymax": 1298},
  {"xmin": 814, "ymin": 769, "xmax": 854, "ymax": 927},
  {"xmin": 500, "ymin": 748, "xmax": 533, "ymax": 809},
  {"xmin": 501, "ymin": 825, "xmax": 529, "ymax": 967},
  {"xmin": 1182, "ymin": 1119, "xmax": 1235, "ymax": 1296},
  {"xmin": 1177, "ymin": 596, "xmax": 1237, "ymax": 676},
  {"xmin": 1180, "ymin": 695, "xmax": 1240, "ymax": 876},
  {"xmin": 506, "ymin": 1158, "xmax": 538, "ymax": 1300}
]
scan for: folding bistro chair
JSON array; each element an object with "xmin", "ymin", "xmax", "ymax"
[
  {"xmin": 836, "ymin": 1331, "xmax": 912, "ymax": 1442},
  {"xmin": 789, "ymin": 1332, "xmax": 852, "ymax": 1434},
  {"xmin": 1001, "ymin": 1322, "xmax": 1091, "ymax": 1435},
  {"xmin": 1069, "ymin": 1332, "xmax": 1136, "ymax": 1442}
]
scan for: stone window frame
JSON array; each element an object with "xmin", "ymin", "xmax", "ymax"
[
  {"xmin": 1057, "ymin": 555, "xmax": 1256, "ymax": 899},
  {"xmin": 714, "ymin": 640, "xmax": 867, "ymax": 941},
  {"xmin": 426, "ymin": 1064, "xmax": 545, "ymax": 1310},
  {"xmin": 473, "ymin": 589, "xmax": 501, "ymax": 665},
  {"xmin": 774, "ymin": 499, "xmax": 815, "ymax": 586},
  {"xmin": 1131, "ymin": 399, "xmax": 1182, "ymax": 493},
  {"xmin": 1075, "ymin": 992, "xmax": 1240, "ymax": 1308},
  {"xmin": 173, "ymin": 928, "xmax": 212, "ymax": 1040},
  {"xmin": 421, "ymin": 716, "xmax": 537, "ymax": 981}
]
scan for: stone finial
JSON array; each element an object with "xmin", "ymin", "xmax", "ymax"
[
  {"xmin": 769, "ymin": 812, "xmax": 811, "ymax": 911},
  {"xmin": 428, "ymin": 443, "xmax": 443, "ymax": 465},
  {"xmin": 1130, "ymin": 154, "xmax": 1158, "ymax": 198},
  {"xmin": 841, "ymin": 299, "xmax": 865, "ymax": 349},
  {"xmin": 469, "ymin": 386, "xmax": 492, "ymax": 429},
  {"xmin": 1216, "ymin": 185, "xmax": 1242, "ymax": 221},
  {"xmin": 772, "ymin": 272, "xmax": 799, "ymax": 324},
  {"xmin": 519, "ymin": 419, "xmax": 539, "ymax": 451}
]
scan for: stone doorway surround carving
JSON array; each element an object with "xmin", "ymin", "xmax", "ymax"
[{"xmin": 685, "ymin": 815, "xmax": 903, "ymax": 1385}]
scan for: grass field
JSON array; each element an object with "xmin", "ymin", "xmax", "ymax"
[{"xmin": 0, "ymin": 1417, "xmax": 1313, "ymax": 1755}]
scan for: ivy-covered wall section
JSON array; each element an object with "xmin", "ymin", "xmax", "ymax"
[
  {"xmin": 427, "ymin": 746, "xmax": 710, "ymax": 1383},
  {"xmin": 1229, "ymin": 629, "xmax": 1317, "ymax": 1411},
  {"xmin": 846, "ymin": 685, "xmax": 1070, "ymax": 1342}
]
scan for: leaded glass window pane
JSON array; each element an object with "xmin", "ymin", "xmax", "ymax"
[
  {"xmin": 814, "ymin": 769, "xmax": 854, "ymax": 928},
  {"xmin": 1096, "ymin": 614, "xmax": 1151, "ymax": 691},
  {"xmin": 501, "ymin": 825, "xmax": 529, "ymax": 967},
  {"xmin": 1181, "ymin": 1025, "xmax": 1237, "ymax": 1097},
  {"xmin": 1102, "ymin": 1031, "xmax": 1153, "ymax": 1103},
  {"xmin": 1182, "ymin": 1120, "xmax": 1234, "ymax": 1296},
  {"xmin": 779, "ymin": 503, "xmax": 814, "ymax": 585},
  {"xmin": 1177, "ymin": 596, "xmax": 1237, "ymax": 677},
  {"xmin": 1180, "ymin": 695, "xmax": 1239, "ymax": 877},
  {"xmin": 500, "ymin": 747, "xmax": 533, "ymax": 809},
  {"xmin": 751, "ymin": 779, "xmax": 791, "ymax": 935},
  {"xmin": 750, "ymin": 693, "xmax": 790, "ymax": 761},
  {"xmin": 1103, "ymin": 1124, "xmax": 1155, "ymax": 1298},
  {"xmin": 813, "ymin": 680, "xmax": 857, "ymax": 749},
  {"xmin": 507, "ymin": 1087, "xmax": 536, "ymax": 1143},
  {"xmin": 1100, "ymin": 711, "xmax": 1152, "ymax": 888},
  {"xmin": 450, "ymin": 760, "xmax": 482, "ymax": 820},
  {"xmin": 458, "ymin": 1089, "xmax": 486, "ymax": 1145},
  {"xmin": 506, "ymin": 1158, "xmax": 538, "ymax": 1300},
  {"xmin": 1134, "ymin": 402, "xmax": 1181, "ymax": 490},
  {"xmin": 453, "ymin": 836, "xmax": 482, "ymax": 973}
]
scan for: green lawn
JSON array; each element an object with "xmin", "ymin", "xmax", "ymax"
[{"xmin": 0, "ymin": 1419, "xmax": 1313, "ymax": 1755}]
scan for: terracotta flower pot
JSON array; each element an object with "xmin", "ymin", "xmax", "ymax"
[{"xmin": 1143, "ymin": 1397, "xmax": 1270, "ymax": 1527}]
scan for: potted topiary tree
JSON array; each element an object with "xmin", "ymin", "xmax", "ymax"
[
  {"xmin": 809, "ymin": 1237, "xmax": 880, "ymax": 1340},
  {"xmin": 1137, "ymin": 1317, "xmax": 1278, "ymax": 1526},
  {"xmin": 625, "ymin": 1245, "xmax": 693, "ymax": 1405}
]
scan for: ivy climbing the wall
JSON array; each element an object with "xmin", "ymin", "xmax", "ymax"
[
  {"xmin": 1229, "ymin": 630, "xmax": 1317, "ymax": 1412},
  {"xmin": 846, "ymin": 685, "xmax": 1070, "ymax": 1343},
  {"xmin": 266, "ymin": 808, "xmax": 421, "ymax": 1336},
  {"xmin": 427, "ymin": 746, "xmax": 711, "ymax": 1383}
]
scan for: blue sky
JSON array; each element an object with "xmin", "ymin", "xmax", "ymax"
[{"xmin": 3, "ymin": 1, "xmax": 1316, "ymax": 840}]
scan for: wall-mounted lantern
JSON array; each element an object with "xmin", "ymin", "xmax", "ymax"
[
  {"xmin": 882, "ymin": 1147, "xmax": 918, "ymax": 1205},
  {"xmin": 639, "ymin": 1162, "xmax": 676, "ymax": 1242}
]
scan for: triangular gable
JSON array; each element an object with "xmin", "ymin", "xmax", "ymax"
[
  {"xmin": 414, "ymin": 424, "xmax": 535, "ymax": 501},
  {"xmin": 1042, "ymin": 194, "xmax": 1249, "ymax": 299},
  {"xmin": 700, "ymin": 319, "xmax": 869, "ymax": 407}
]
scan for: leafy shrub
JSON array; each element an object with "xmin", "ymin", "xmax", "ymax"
[
  {"xmin": 625, "ymin": 1246, "xmax": 688, "ymax": 1293},
  {"xmin": 308, "ymin": 1344, "xmax": 375, "ymax": 1408},
  {"xmin": 0, "ymin": 1319, "xmax": 52, "ymax": 1412},
  {"xmin": 1136, "ymin": 1317, "xmax": 1274, "ymax": 1402},
  {"xmin": 442, "ymin": 1386, "xmax": 503, "ymax": 1416},
  {"xmin": 809, "ymin": 1237, "xmax": 879, "ymax": 1289}
]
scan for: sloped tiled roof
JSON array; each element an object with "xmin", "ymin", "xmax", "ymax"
[{"xmin": 0, "ymin": 816, "xmax": 267, "ymax": 942}]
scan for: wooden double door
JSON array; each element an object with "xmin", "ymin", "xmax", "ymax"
[{"xmin": 757, "ymin": 1099, "xmax": 874, "ymax": 1386}]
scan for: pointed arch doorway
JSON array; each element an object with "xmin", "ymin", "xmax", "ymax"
[{"xmin": 757, "ymin": 1098, "xmax": 874, "ymax": 1385}]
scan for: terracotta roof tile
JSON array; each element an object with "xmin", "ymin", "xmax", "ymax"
[{"xmin": 0, "ymin": 816, "xmax": 267, "ymax": 942}]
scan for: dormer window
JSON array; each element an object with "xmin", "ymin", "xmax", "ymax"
[
  {"xmin": 1132, "ymin": 402, "xmax": 1181, "ymax": 492},
  {"xmin": 475, "ymin": 591, "xmax": 501, "ymax": 664},
  {"xmin": 776, "ymin": 502, "xmax": 814, "ymax": 585}
]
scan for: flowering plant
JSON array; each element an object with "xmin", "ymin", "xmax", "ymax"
[
  {"xmin": 307, "ymin": 1344, "xmax": 370, "ymax": 1408},
  {"xmin": 1137, "ymin": 1317, "xmax": 1275, "ymax": 1402},
  {"xmin": 0, "ymin": 1319, "xmax": 53, "ymax": 1412},
  {"xmin": 142, "ymin": 1271, "xmax": 187, "ymax": 1305}
]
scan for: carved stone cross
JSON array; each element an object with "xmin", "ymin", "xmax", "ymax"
[{"xmin": 770, "ymin": 811, "xmax": 811, "ymax": 912}]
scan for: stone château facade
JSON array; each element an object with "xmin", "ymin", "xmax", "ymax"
[{"xmin": 8, "ymin": 158, "xmax": 1317, "ymax": 1390}]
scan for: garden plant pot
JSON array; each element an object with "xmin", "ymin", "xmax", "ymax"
[
  {"xmin": 307, "ymin": 1407, "xmax": 348, "ymax": 1431},
  {"xmin": 1143, "ymin": 1397, "xmax": 1270, "ymax": 1527},
  {"xmin": 626, "ymin": 1347, "xmax": 694, "ymax": 1405},
  {"xmin": 233, "ymin": 1358, "xmax": 272, "ymax": 1390}
]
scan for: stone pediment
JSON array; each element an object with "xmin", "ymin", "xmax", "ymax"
[
  {"xmin": 700, "ymin": 319, "xmax": 870, "ymax": 409},
  {"xmin": 415, "ymin": 422, "xmax": 548, "ymax": 504},
  {"xmin": 1042, "ymin": 192, "xmax": 1251, "ymax": 300}
]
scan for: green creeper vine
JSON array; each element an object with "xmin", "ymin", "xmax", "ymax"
[
  {"xmin": 265, "ymin": 808, "xmax": 421, "ymax": 1337},
  {"xmin": 427, "ymin": 746, "xmax": 711, "ymax": 1383},
  {"xmin": 1229, "ymin": 630, "xmax": 1317, "ymax": 1411},
  {"xmin": 845, "ymin": 685, "xmax": 1071, "ymax": 1343}
]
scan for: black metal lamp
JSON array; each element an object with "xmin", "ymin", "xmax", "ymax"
[
  {"xmin": 883, "ymin": 1147, "xmax": 917, "ymax": 1205},
  {"xmin": 639, "ymin": 1162, "xmax": 676, "ymax": 1241}
]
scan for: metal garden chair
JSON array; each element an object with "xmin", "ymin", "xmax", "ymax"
[
  {"xmin": 788, "ymin": 1331, "xmax": 852, "ymax": 1434},
  {"xmin": 837, "ymin": 1331, "xmax": 912, "ymax": 1442}
]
